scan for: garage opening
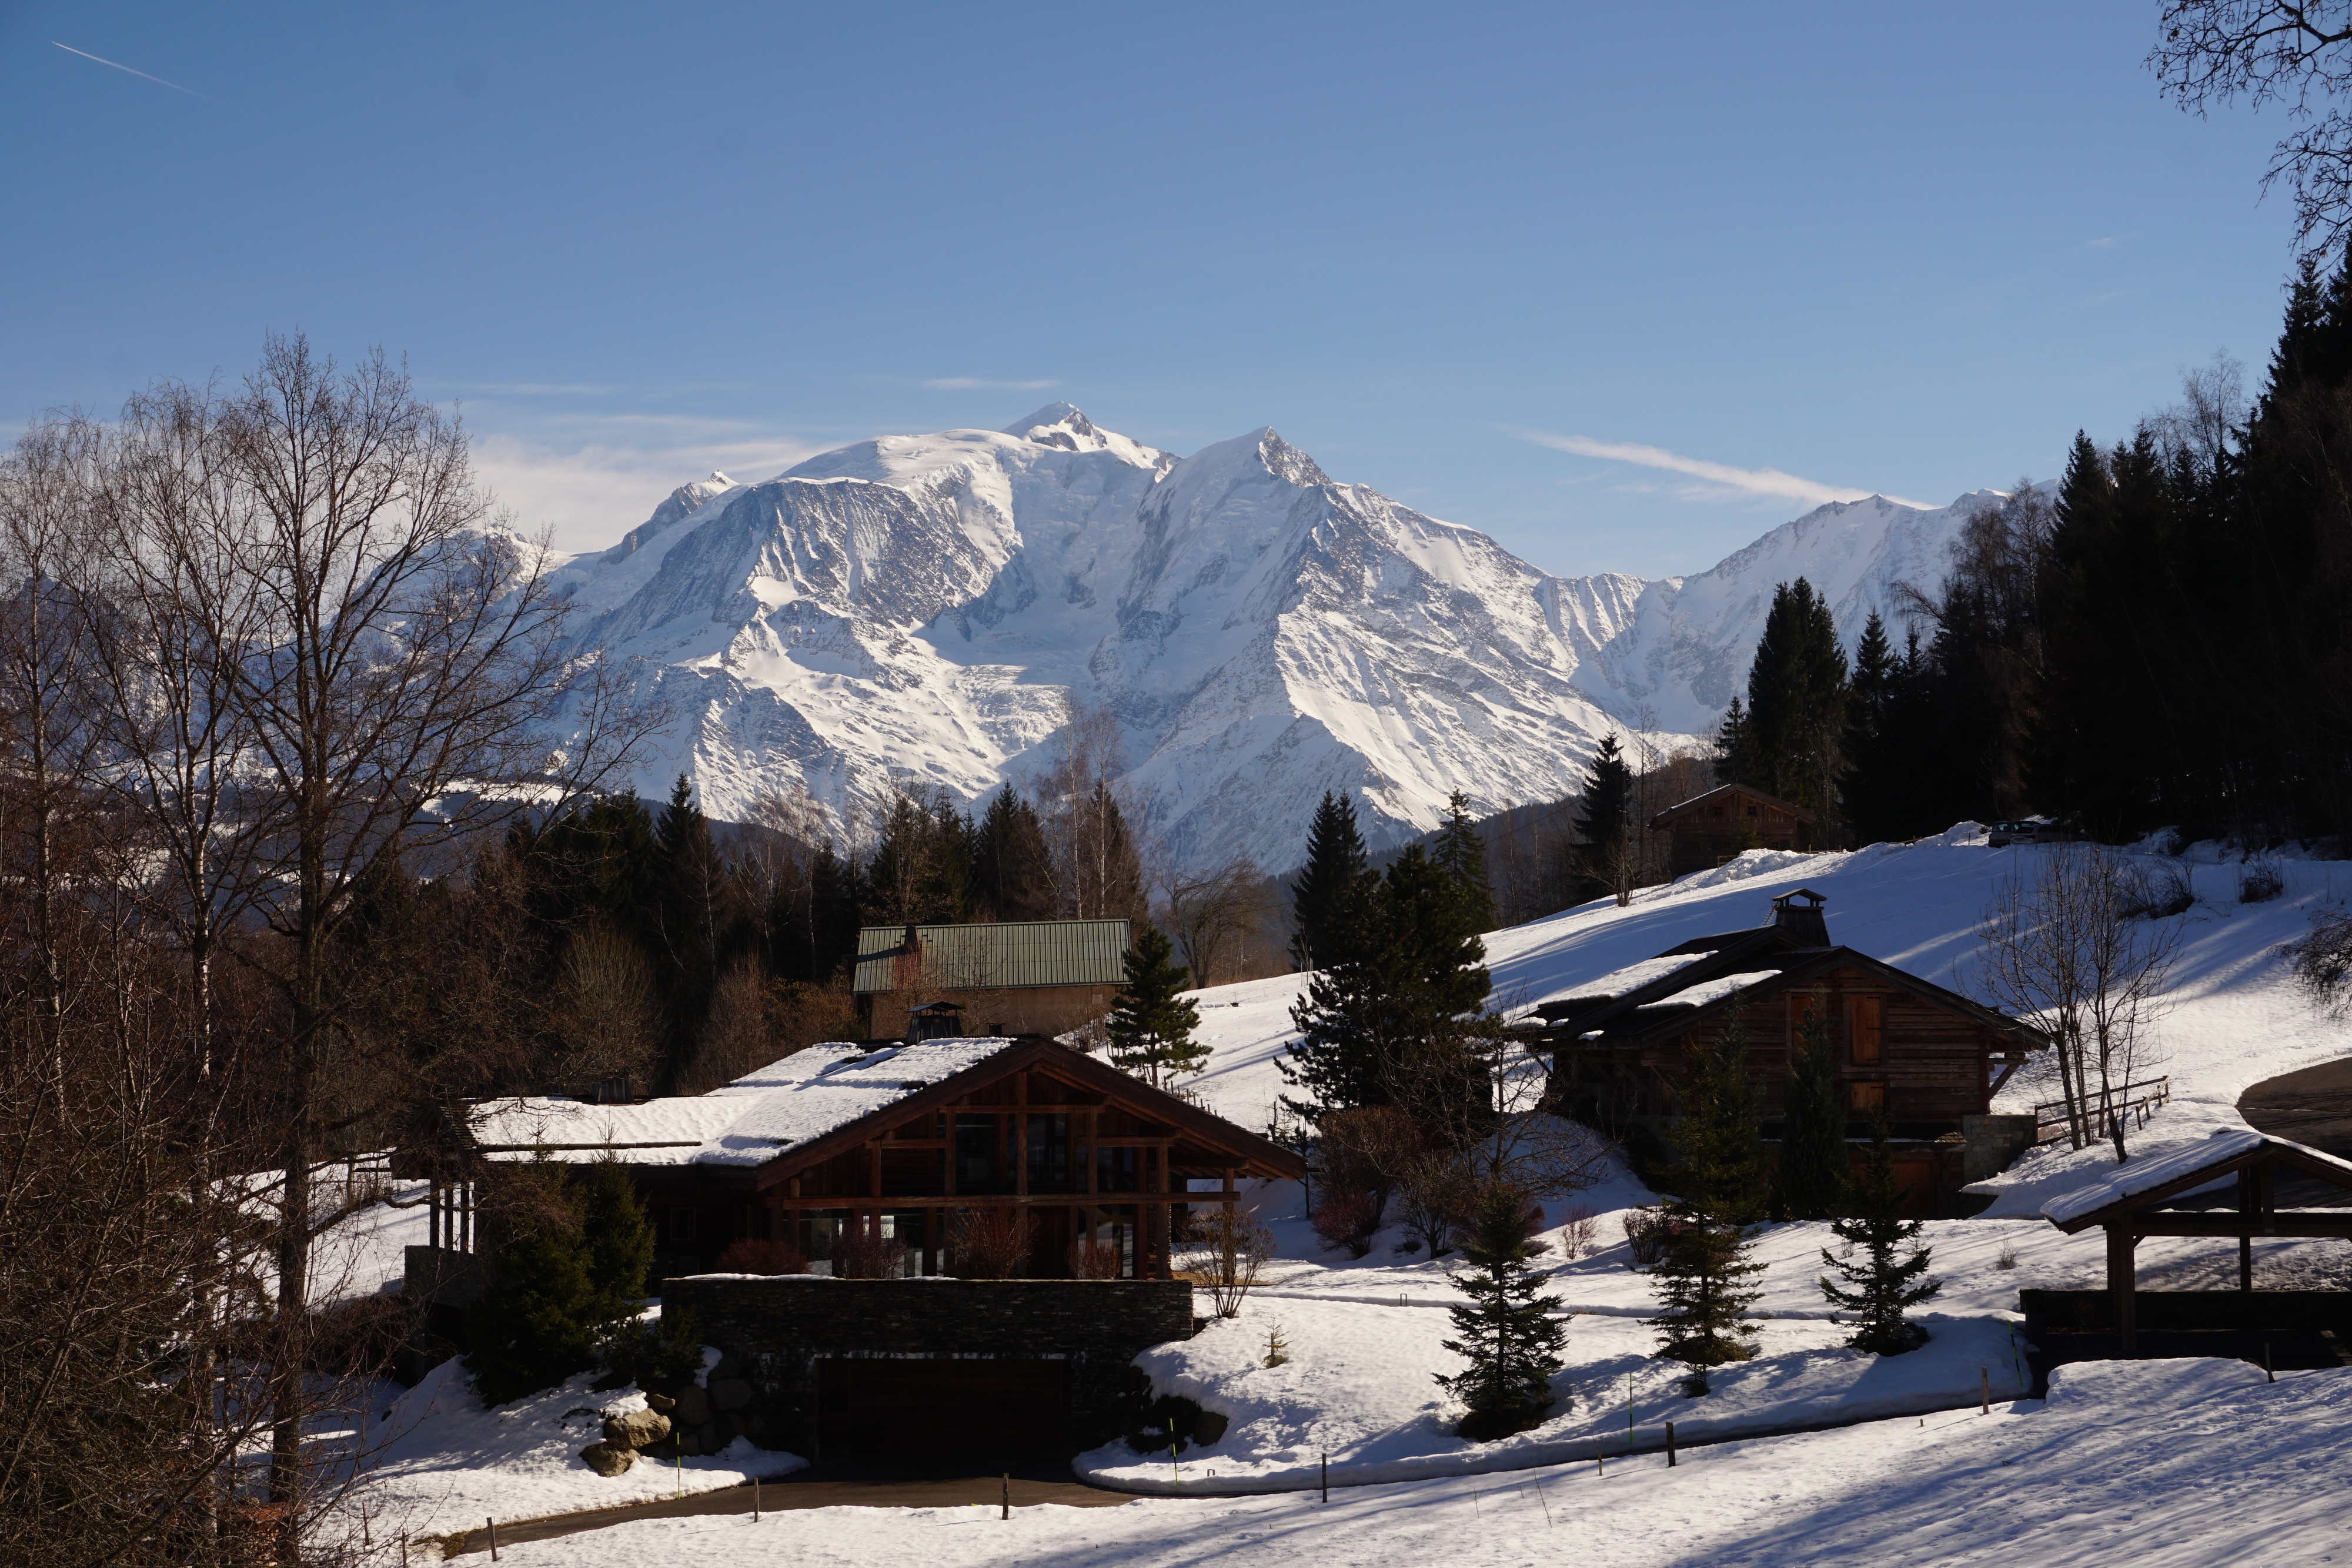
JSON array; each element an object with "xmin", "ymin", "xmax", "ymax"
[{"xmin": 816, "ymin": 1357, "xmax": 1071, "ymax": 1462}]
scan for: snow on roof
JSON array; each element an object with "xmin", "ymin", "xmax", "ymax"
[
  {"xmin": 467, "ymin": 1038, "xmax": 1020, "ymax": 1171},
  {"xmin": 1634, "ymin": 971, "xmax": 1783, "ymax": 1011},
  {"xmin": 2039, "ymin": 1128, "xmax": 2352, "ymax": 1225},
  {"xmin": 1533, "ymin": 954, "xmax": 1701, "ymax": 1008}
]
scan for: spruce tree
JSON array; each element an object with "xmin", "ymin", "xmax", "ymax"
[
  {"xmin": 974, "ymin": 785, "xmax": 1056, "ymax": 922},
  {"xmin": 1289, "ymin": 791, "xmax": 1369, "ymax": 970},
  {"xmin": 1280, "ymin": 845, "xmax": 1491, "ymax": 1125},
  {"xmin": 1778, "ymin": 1007, "xmax": 1849, "ymax": 1222},
  {"xmin": 1843, "ymin": 612, "xmax": 1896, "ymax": 845},
  {"xmin": 1646, "ymin": 1007, "xmax": 1769, "ymax": 1392},
  {"xmin": 1741, "ymin": 580, "xmax": 1848, "ymax": 833},
  {"xmin": 654, "ymin": 775, "xmax": 724, "ymax": 1086},
  {"xmin": 1435, "ymin": 1183, "xmax": 1567, "ymax": 1438},
  {"xmin": 1819, "ymin": 1108, "xmax": 1940, "ymax": 1354},
  {"xmin": 1431, "ymin": 790, "xmax": 1495, "ymax": 935},
  {"xmin": 1105, "ymin": 927, "xmax": 1205, "ymax": 1086},
  {"xmin": 579, "ymin": 1159, "xmax": 656, "ymax": 1315},
  {"xmin": 464, "ymin": 1165, "xmax": 600, "ymax": 1406},
  {"xmin": 1573, "ymin": 733, "xmax": 1634, "ymax": 902}
]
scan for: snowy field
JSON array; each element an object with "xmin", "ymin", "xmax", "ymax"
[
  {"xmin": 316, "ymin": 826, "xmax": 2352, "ymax": 1550},
  {"xmin": 432, "ymin": 1358, "xmax": 2352, "ymax": 1567}
]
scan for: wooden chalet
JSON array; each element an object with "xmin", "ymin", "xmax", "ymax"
[
  {"xmin": 1649, "ymin": 783, "xmax": 1818, "ymax": 880},
  {"xmin": 1526, "ymin": 889, "xmax": 2046, "ymax": 1214},
  {"xmin": 447, "ymin": 1035, "xmax": 1302, "ymax": 1282},
  {"xmin": 852, "ymin": 919, "xmax": 1128, "ymax": 1039}
]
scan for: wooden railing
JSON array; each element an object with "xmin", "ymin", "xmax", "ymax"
[{"xmin": 2032, "ymin": 1076, "xmax": 2170, "ymax": 1144}]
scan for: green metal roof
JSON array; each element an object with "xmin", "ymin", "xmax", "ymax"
[{"xmin": 851, "ymin": 919, "xmax": 1131, "ymax": 994}]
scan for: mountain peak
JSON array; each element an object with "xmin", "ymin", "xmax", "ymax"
[{"xmin": 1003, "ymin": 402, "xmax": 1094, "ymax": 441}]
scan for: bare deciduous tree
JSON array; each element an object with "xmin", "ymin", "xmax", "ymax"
[
  {"xmin": 1975, "ymin": 846, "xmax": 2182, "ymax": 1156},
  {"xmin": 2153, "ymin": 1, "xmax": 2352, "ymax": 255},
  {"xmin": 1155, "ymin": 852, "xmax": 1273, "ymax": 988}
]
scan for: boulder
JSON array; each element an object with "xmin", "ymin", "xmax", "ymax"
[
  {"xmin": 671, "ymin": 1385, "xmax": 712, "ymax": 1427},
  {"xmin": 710, "ymin": 1378, "xmax": 753, "ymax": 1412},
  {"xmin": 579, "ymin": 1442, "xmax": 636, "ymax": 1477},
  {"xmin": 1194, "ymin": 1410, "xmax": 1229, "ymax": 1445},
  {"xmin": 642, "ymin": 1390, "xmax": 677, "ymax": 1413},
  {"xmin": 602, "ymin": 1409, "xmax": 671, "ymax": 1450}
]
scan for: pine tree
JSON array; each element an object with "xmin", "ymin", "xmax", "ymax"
[
  {"xmin": 1778, "ymin": 1007, "xmax": 1849, "ymax": 1222},
  {"xmin": 654, "ymin": 775, "xmax": 725, "ymax": 1087},
  {"xmin": 1819, "ymin": 1108, "xmax": 1940, "ymax": 1354},
  {"xmin": 1843, "ymin": 612, "xmax": 1896, "ymax": 845},
  {"xmin": 463, "ymin": 1165, "xmax": 600, "ymax": 1406},
  {"xmin": 579, "ymin": 1159, "xmax": 656, "ymax": 1315},
  {"xmin": 1646, "ymin": 1007, "xmax": 1769, "ymax": 1392},
  {"xmin": 1712, "ymin": 696, "xmax": 1752, "ymax": 787},
  {"xmin": 1105, "ymin": 927, "xmax": 1206, "ymax": 1086},
  {"xmin": 1741, "ymin": 579, "xmax": 1849, "ymax": 833},
  {"xmin": 1435, "ymin": 1184, "xmax": 1567, "ymax": 1438},
  {"xmin": 1572, "ymin": 734, "xmax": 1635, "ymax": 904},
  {"xmin": 1280, "ymin": 845, "xmax": 1491, "ymax": 1125},
  {"xmin": 1289, "ymin": 791, "xmax": 1369, "ymax": 969},
  {"xmin": 973, "ymin": 785, "xmax": 1056, "ymax": 922},
  {"xmin": 1431, "ymin": 790, "xmax": 1495, "ymax": 935}
]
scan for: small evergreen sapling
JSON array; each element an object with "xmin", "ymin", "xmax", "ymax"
[
  {"xmin": 1105, "ymin": 927, "xmax": 1206, "ymax": 1087},
  {"xmin": 1778, "ymin": 1008, "xmax": 1850, "ymax": 1221},
  {"xmin": 1435, "ymin": 1184, "xmax": 1566, "ymax": 1439},
  {"xmin": 1819, "ymin": 1108, "xmax": 1941, "ymax": 1353},
  {"xmin": 1645, "ymin": 1008, "xmax": 1769, "ymax": 1394}
]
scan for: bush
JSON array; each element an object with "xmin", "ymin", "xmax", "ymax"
[
  {"xmin": 466, "ymin": 1161, "xmax": 656, "ymax": 1406},
  {"xmin": 1310, "ymin": 1189, "xmax": 1382, "ymax": 1256},
  {"xmin": 830, "ymin": 1213, "xmax": 903, "ymax": 1279},
  {"xmin": 1558, "ymin": 1203, "xmax": 1601, "ymax": 1262},
  {"xmin": 1125, "ymin": 1393, "xmax": 1205, "ymax": 1455},
  {"xmin": 948, "ymin": 1207, "xmax": 1035, "ymax": 1278},
  {"xmin": 1621, "ymin": 1206, "xmax": 1675, "ymax": 1269},
  {"xmin": 2240, "ymin": 861, "xmax": 2286, "ymax": 903},
  {"xmin": 2287, "ymin": 910, "xmax": 2352, "ymax": 1017},
  {"xmin": 1068, "ymin": 1236, "xmax": 1121, "ymax": 1278},
  {"xmin": 595, "ymin": 1308, "xmax": 704, "ymax": 1393},
  {"xmin": 713, "ymin": 1238, "xmax": 808, "ymax": 1275},
  {"xmin": 2123, "ymin": 862, "xmax": 2195, "ymax": 919}
]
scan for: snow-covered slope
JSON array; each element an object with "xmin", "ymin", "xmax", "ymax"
[{"xmin": 549, "ymin": 405, "xmax": 1996, "ymax": 871}]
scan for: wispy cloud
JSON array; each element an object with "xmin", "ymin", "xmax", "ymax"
[
  {"xmin": 466, "ymin": 416, "xmax": 826, "ymax": 553},
  {"xmin": 922, "ymin": 377, "xmax": 1057, "ymax": 391},
  {"xmin": 1509, "ymin": 428, "xmax": 1929, "ymax": 510},
  {"xmin": 52, "ymin": 41, "xmax": 216, "ymax": 103},
  {"xmin": 449, "ymin": 382, "xmax": 616, "ymax": 397}
]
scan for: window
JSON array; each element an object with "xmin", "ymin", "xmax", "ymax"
[
  {"xmin": 1848, "ymin": 995, "xmax": 1883, "ymax": 1065},
  {"xmin": 955, "ymin": 1114, "xmax": 998, "ymax": 1189},
  {"xmin": 1850, "ymin": 1081, "xmax": 1885, "ymax": 1113},
  {"xmin": 669, "ymin": 1207, "xmax": 697, "ymax": 1243}
]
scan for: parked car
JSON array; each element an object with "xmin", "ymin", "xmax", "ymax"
[{"xmin": 1985, "ymin": 820, "xmax": 2067, "ymax": 847}]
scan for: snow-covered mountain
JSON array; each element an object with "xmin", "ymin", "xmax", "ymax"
[{"xmin": 547, "ymin": 404, "xmax": 1992, "ymax": 872}]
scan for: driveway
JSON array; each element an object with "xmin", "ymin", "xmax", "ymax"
[{"xmin": 2238, "ymin": 1056, "xmax": 2352, "ymax": 1208}]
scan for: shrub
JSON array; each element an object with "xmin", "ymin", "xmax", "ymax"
[
  {"xmin": 948, "ymin": 1207, "xmax": 1034, "ymax": 1278},
  {"xmin": 2123, "ymin": 862, "xmax": 2195, "ymax": 919},
  {"xmin": 596, "ymin": 1307, "xmax": 703, "ymax": 1393},
  {"xmin": 1068, "ymin": 1236, "xmax": 1121, "ymax": 1279},
  {"xmin": 1177, "ymin": 1206, "xmax": 1274, "ymax": 1317},
  {"xmin": 466, "ymin": 1161, "xmax": 653, "ymax": 1406},
  {"xmin": 1621, "ymin": 1206, "xmax": 1675, "ymax": 1269},
  {"xmin": 830, "ymin": 1213, "xmax": 903, "ymax": 1279},
  {"xmin": 1310, "ymin": 1189, "xmax": 1382, "ymax": 1257},
  {"xmin": 2288, "ymin": 910, "xmax": 2352, "ymax": 1017},
  {"xmin": 1558, "ymin": 1203, "xmax": 1601, "ymax": 1261},
  {"xmin": 2240, "ymin": 861, "xmax": 2286, "ymax": 903},
  {"xmin": 713, "ymin": 1238, "xmax": 808, "ymax": 1275},
  {"xmin": 1125, "ymin": 1393, "xmax": 1204, "ymax": 1455}
]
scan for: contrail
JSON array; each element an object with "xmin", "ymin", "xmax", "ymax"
[
  {"xmin": 1508, "ymin": 427, "xmax": 1930, "ymax": 510},
  {"xmin": 52, "ymin": 41, "xmax": 218, "ymax": 104}
]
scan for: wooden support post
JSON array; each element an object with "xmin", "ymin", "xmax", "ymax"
[
  {"xmin": 2107, "ymin": 1225, "xmax": 2139, "ymax": 1356},
  {"xmin": 2239, "ymin": 1168, "xmax": 2255, "ymax": 1292},
  {"xmin": 428, "ymin": 1181, "xmax": 439, "ymax": 1251}
]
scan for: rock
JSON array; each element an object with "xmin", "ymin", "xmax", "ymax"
[
  {"xmin": 671, "ymin": 1385, "xmax": 711, "ymax": 1427},
  {"xmin": 1194, "ymin": 1410, "xmax": 1228, "ymax": 1445},
  {"xmin": 602, "ymin": 1409, "xmax": 671, "ymax": 1450},
  {"xmin": 579, "ymin": 1442, "xmax": 636, "ymax": 1477},
  {"xmin": 711, "ymin": 1355, "xmax": 743, "ymax": 1381},
  {"xmin": 642, "ymin": 1390, "xmax": 676, "ymax": 1413},
  {"xmin": 710, "ymin": 1378, "xmax": 753, "ymax": 1412}
]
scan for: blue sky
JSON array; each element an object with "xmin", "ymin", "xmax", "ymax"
[{"xmin": 0, "ymin": 2, "xmax": 2306, "ymax": 579}]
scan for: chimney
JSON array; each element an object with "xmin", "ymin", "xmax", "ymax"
[{"xmin": 1769, "ymin": 888, "xmax": 1830, "ymax": 947}]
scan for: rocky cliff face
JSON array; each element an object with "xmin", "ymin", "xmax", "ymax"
[{"xmin": 546, "ymin": 403, "xmax": 1987, "ymax": 872}]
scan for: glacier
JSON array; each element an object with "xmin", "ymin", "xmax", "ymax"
[{"xmin": 545, "ymin": 403, "xmax": 1994, "ymax": 874}]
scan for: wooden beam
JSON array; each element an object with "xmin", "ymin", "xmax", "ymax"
[
  {"xmin": 2107, "ymin": 1225, "xmax": 2137, "ymax": 1356},
  {"xmin": 2128, "ymin": 1214, "xmax": 2352, "ymax": 1239}
]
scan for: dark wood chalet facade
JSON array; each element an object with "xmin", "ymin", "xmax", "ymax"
[
  {"xmin": 425, "ymin": 1035, "xmax": 1302, "ymax": 1285},
  {"xmin": 1649, "ymin": 783, "xmax": 1819, "ymax": 880},
  {"xmin": 1526, "ymin": 890, "xmax": 2046, "ymax": 1214}
]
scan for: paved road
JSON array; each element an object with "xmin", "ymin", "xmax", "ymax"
[
  {"xmin": 2238, "ymin": 1056, "xmax": 2352, "ymax": 1207},
  {"xmin": 440, "ymin": 1462, "xmax": 1144, "ymax": 1557}
]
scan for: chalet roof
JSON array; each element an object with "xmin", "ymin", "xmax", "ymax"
[
  {"xmin": 852, "ymin": 918, "xmax": 1130, "ymax": 994},
  {"xmin": 456, "ymin": 1034, "xmax": 1305, "ymax": 1186},
  {"xmin": 1647, "ymin": 781, "xmax": 1819, "ymax": 830},
  {"xmin": 466, "ymin": 1038, "xmax": 1024, "ymax": 1169},
  {"xmin": 2040, "ymin": 1129, "xmax": 2352, "ymax": 1231}
]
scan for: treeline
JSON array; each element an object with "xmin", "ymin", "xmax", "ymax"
[{"xmin": 1723, "ymin": 249, "xmax": 2352, "ymax": 848}]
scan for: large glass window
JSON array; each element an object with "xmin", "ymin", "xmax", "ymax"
[
  {"xmin": 1027, "ymin": 1113, "xmax": 1070, "ymax": 1189},
  {"xmin": 955, "ymin": 1114, "xmax": 999, "ymax": 1189}
]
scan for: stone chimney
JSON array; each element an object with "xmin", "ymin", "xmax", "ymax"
[{"xmin": 1769, "ymin": 888, "xmax": 1830, "ymax": 947}]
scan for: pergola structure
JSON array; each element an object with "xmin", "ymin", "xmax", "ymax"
[{"xmin": 2041, "ymin": 1130, "xmax": 2352, "ymax": 1352}]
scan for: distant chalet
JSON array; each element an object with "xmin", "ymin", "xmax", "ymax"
[
  {"xmin": 1524, "ymin": 889, "xmax": 2047, "ymax": 1215},
  {"xmin": 852, "ymin": 918, "xmax": 1128, "ymax": 1040},
  {"xmin": 1649, "ymin": 783, "xmax": 1819, "ymax": 880}
]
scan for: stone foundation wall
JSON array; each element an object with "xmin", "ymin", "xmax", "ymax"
[{"xmin": 659, "ymin": 1276, "xmax": 1197, "ymax": 1458}]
